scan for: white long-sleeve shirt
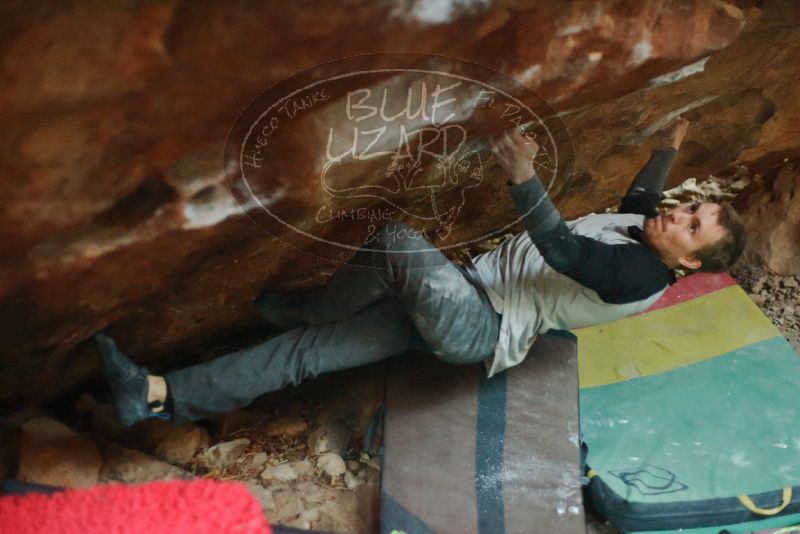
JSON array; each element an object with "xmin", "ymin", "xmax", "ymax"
[{"xmin": 463, "ymin": 212, "xmax": 668, "ymax": 376}]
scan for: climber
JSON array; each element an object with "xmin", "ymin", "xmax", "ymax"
[{"xmin": 95, "ymin": 117, "xmax": 746, "ymax": 426}]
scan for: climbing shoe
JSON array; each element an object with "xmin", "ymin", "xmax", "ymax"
[{"xmin": 94, "ymin": 333, "xmax": 169, "ymax": 426}]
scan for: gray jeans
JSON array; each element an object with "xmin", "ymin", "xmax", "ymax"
[{"xmin": 165, "ymin": 222, "xmax": 500, "ymax": 422}]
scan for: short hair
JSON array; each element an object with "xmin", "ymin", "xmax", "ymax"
[{"xmin": 691, "ymin": 202, "xmax": 746, "ymax": 273}]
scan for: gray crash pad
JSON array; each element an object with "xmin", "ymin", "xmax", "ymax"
[{"xmin": 381, "ymin": 331, "xmax": 584, "ymax": 533}]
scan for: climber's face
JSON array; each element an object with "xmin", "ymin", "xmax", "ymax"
[{"xmin": 642, "ymin": 202, "xmax": 726, "ymax": 270}]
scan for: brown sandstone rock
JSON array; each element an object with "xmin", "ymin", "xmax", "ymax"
[
  {"xmin": 96, "ymin": 439, "xmax": 191, "ymax": 483},
  {"xmin": 79, "ymin": 399, "xmax": 210, "ymax": 464},
  {"xmin": 262, "ymin": 416, "xmax": 309, "ymax": 439},
  {"xmin": 2, "ymin": 0, "xmax": 799, "ymax": 419},
  {"xmin": 307, "ymin": 423, "xmax": 350, "ymax": 456},
  {"xmin": 152, "ymin": 423, "xmax": 211, "ymax": 465},
  {"xmin": 122, "ymin": 417, "xmax": 211, "ymax": 465},
  {"xmin": 86, "ymin": 402, "xmax": 130, "ymax": 441},
  {"xmin": 735, "ymin": 160, "xmax": 800, "ymax": 275},
  {"xmin": 17, "ymin": 417, "xmax": 103, "ymax": 488},
  {"xmin": 211, "ymin": 410, "xmax": 264, "ymax": 440}
]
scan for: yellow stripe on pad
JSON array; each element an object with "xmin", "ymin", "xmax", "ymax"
[{"xmin": 575, "ymin": 285, "xmax": 779, "ymax": 389}]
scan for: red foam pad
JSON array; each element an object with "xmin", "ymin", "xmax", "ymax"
[
  {"xmin": 643, "ymin": 272, "xmax": 736, "ymax": 314},
  {"xmin": 0, "ymin": 479, "xmax": 271, "ymax": 534}
]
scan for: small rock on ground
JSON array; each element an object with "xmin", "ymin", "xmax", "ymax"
[
  {"xmin": 732, "ymin": 264, "xmax": 800, "ymax": 352},
  {"xmin": 138, "ymin": 420, "xmax": 211, "ymax": 465},
  {"xmin": 307, "ymin": 423, "xmax": 349, "ymax": 455},
  {"xmin": 196, "ymin": 437, "xmax": 251, "ymax": 471},
  {"xmin": 272, "ymin": 487, "xmax": 304, "ymax": 518},
  {"xmin": 344, "ymin": 471, "xmax": 365, "ymax": 490},
  {"xmin": 246, "ymin": 451, "xmax": 268, "ymax": 470},
  {"xmin": 261, "ymin": 462, "xmax": 297, "ymax": 482},
  {"xmin": 291, "ymin": 459, "xmax": 314, "ymax": 477},
  {"xmin": 296, "ymin": 481, "xmax": 326, "ymax": 504},
  {"xmin": 316, "ymin": 452, "xmax": 346, "ymax": 479},
  {"xmin": 244, "ymin": 481, "xmax": 276, "ymax": 512},
  {"xmin": 346, "ymin": 459, "xmax": 361, "ymax": 472}
]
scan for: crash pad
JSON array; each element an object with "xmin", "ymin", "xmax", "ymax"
[
  {"xmin": 381, "ymin": 332, "xmax": 584, "ymax": 534},
  {"xmin": 576, "ymin": 273, "xmax": 800, "ymax": 533}
]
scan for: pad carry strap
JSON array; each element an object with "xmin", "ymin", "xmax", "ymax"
[{"xmin": 737, "ymin": 487, "xmax": 792, "ymax": 516}]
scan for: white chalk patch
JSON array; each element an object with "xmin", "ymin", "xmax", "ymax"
[
  {"xmin": 181, "ymin": 186, "xmax": 284, "ymax": 229},
  {"xmin": 648, "ymin": 57, "xmax": 710, "ymax": 87},
  {"xmin": 587, "ymin": 51, "xmax": 603, "ymax": 63},
  {"xmin": 617, "ymin": 96, "xmax": 717, "ymax": 145},
  {"xmin": 514, "ymin": 64, "xmax": 542, "ymax": 86},
  {"xmin": 555, "ymin": 4, "xmax": 602, "ymax": 36},
  {"xmin": 557, "ymin": 24, "xmax": 584, "ymax": 37},
  {"xmin": 71, "ymin": 234, "xmax": 140, "ymax": 261},
  {"xmin": 392, "ymin": 0, "xmax": 490, "ymax": 25},
  {"xmin": 629, "ymin": 30, "xmax": 652, "ymax": 67}
]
